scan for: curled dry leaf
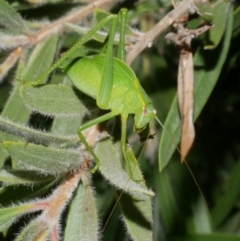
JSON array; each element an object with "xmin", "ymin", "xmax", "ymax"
[
  {"xmin": 178, "ymin": 47, "xmax": 195, "ymax": 162},
  {"xmin": 165, "ymin": 16, "xmax": 214, "ymax": 161}
]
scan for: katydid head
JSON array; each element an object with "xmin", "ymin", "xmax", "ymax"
[{"xmin": 134, "ymin": 104, "xmax": 157, "ymax": 133}]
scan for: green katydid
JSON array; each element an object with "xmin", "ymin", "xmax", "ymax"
[{"xmin": 26, "ymin": 8, "xmax": 157, "ymax": 175}]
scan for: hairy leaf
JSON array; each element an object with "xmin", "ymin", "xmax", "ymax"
[
  {"xmin": 20, "ymin": 84, "xmax": 89, "ymax": 117},
  {"xmin": 64, "ymin": 177, "xmax": 98, "ymax": 241},
  {"xmin": 0, "ymin": 169, "xmax": 54, "ymax": 186},
  {"xmin": 2, "ymin": 141, "xmax": 85, "ymax": 174},
  {"xmin": 97, "ymin": 138, "xmax": 154, "ymax": 197},
  {"xmin": 15, "ymin": 218, "xmax": 49, "ymax": 241},
  {"xmin": 0, "ymin": 203, "xmax": 35, "ymax": 232},
  {"xmin": 0, "ymin": 34, "xmax": 59, "ymax": 165},
  {"xmin": 119, "ymin": 147, "xmax": 153, "ymax": 241},
  {"xmin": 0, "ymin": 115, "xmax": 79, "ymax": 147},
  {"xmin": 0, "ymin": 0, "xmax": 28, "ymax": 33}
]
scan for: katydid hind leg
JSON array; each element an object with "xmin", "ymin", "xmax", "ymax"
[
  {"xmin": 117, "ymin": 8, "xmax": 128, "ymax": 62},
  {"xmin": 97, "ymin": 16, "xmax": 118, "ymax": 108}
]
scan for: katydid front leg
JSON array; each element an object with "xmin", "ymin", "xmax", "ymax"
[
  {"xmin": 77, "ymin": 113, "xmax": 132, "ymax": 176},
  {"xmin": 77, "ymin": 112, "xmax": 116, "ymax": 173},
  {"xmin": 121, "ymin": 115, "xmax": 134, "ymax": 178}
]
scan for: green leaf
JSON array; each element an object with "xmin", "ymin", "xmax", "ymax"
[
  {"xmin": 158, "ymin": 5, "xmax": 233, "ymax": 171},
  {"xmin": 155, "ymin": 164, "xmax": 178, "ymax": 234},
  {"xmin": 0, "ymin": 115, "xmax": 79, "ymax": 147},
  {"xmin": 119, "ymin": 193, "xmax": 153, "ymax": 241},
  {"xmin": 211, "ymin": 158, "xmax": 240, "ymax": 226},
  {"xmin": 97, "ymin": 138, "xmax": 154, "ymax": 197},
  {"xmin": 222, "ymin": 6, "xmax": 240, "ymax": 72},
  {"xmin": 0, "ymin": 34, "xmax": 59, "ymax": 165},
  {"xmin": 50, "ymin": 78, "xmax": 84, "ymax": 137},
  {"xmin": 119, "ymin": 147, "xmax": 153, "ymax": 241},
  {"xmin": 204, "ymin": 1, "xmax": 231, "ymax": 49},
  {"xmin": 0, "ymin": 203, "xmax": 35, "ymax": 231},
  {"xmin": 232, "ymin": 6, "xmax": 240, "ymax": 38},
  {"xmin": 15, "ymin": 218, "xmax": 49, "ymax": 241},
  {"xmin": 0, "ymin": 0, "xmax": 28, "ymax": 33},
  {"xmin": 0, "ymin": 179, "xmax": 59, "ymax": 207},
  {"xmin": 0, "ymin": 169, "xmax": 54, "ymax": 185},
  {"xmin": 195, "ymin": 2, "xmax": 213, "ymax": 24},
  {"xmin": 21, "ymin": 34, "xmax": 59, "ymax": 82},
  {"xmin": 171, "ymin": 233, "xmax": 240, "ymax": 241},
  {"xmin": 20, "ymin": 84, "xmax": 89, "ymax": 117},
  {"xmin": 51, "ymin": 115, "xmax": 81, "ymax": 136},
  {"xmin": 2, "ymin": 141, "xmax": 85, "ymax": 174},
  {"xmin": 188, "ymin": 198, "xmax": 212, "ymax": 233},
  {"xmin": 64, "ymin": 179, "xmax": 98, "ymax": 241}
]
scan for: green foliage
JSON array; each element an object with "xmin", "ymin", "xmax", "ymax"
[
  {"xmin": 1, "ymin": 0, "xmax": 240, "ymax": 240},
  {"xmin": 0, "ymin": 0, "xmax": 28, "ymax": 34},
  {"xmin": 64, "ymin": 181, "xmax": 98, "ymax": 241},
  {"xmin": 0, "ymin": 203, "xmax": 36, "ymax": 232},
  {"xmin": 20, "ymin": 84, "xmax": 89, "ymax": 117}
]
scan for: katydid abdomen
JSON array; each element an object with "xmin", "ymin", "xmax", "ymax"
[{"xmin": 65, "ymin": 54, "xmax": 153, "ymax": 121}]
